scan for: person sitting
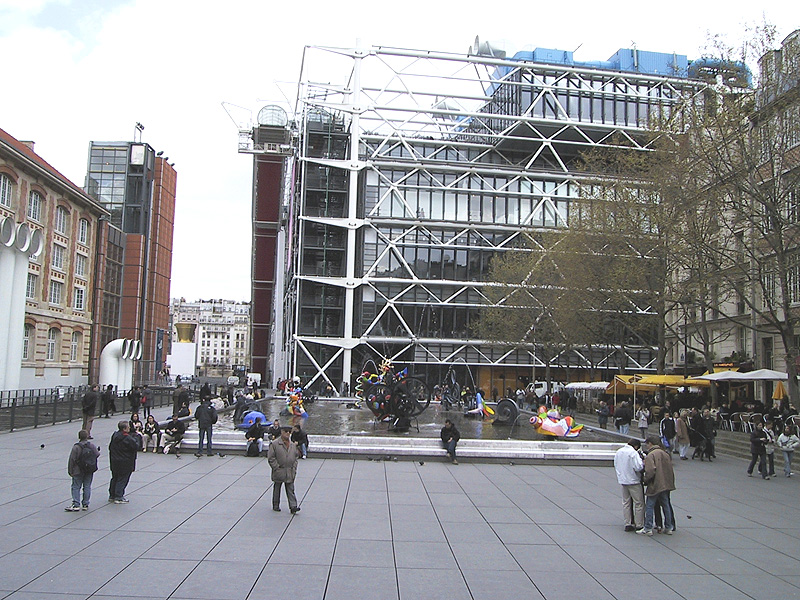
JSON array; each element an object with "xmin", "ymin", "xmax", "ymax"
[
  {"xmin": 440, "ymin": 419, "xmax": 460, "ymax": 465},
  {"xmin": 176, "ymin": 401, "xmax": 191, "ymax": 418},
  {"xmin": 245, "ymin": 420, "xmax": 266, "ymax": 456},
  {"xmin": 129, "ymin": 413, "xmax": 144, "ymax": 451},
  {"xmin": 142, "ymin": 414, "xmax": 160, "ymax": 452},
  {"xmin": 291, "ymin": 424, "xmax": 309, "ymax": 459},
  {"xmin": 267, "ymin": 419, "xmax": 282, "ymax": 441},
  {"xmin": 161, "ymin": 414, "xmax": 186, "ymax": 455}
]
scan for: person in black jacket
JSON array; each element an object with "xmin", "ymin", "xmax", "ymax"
[
  {"xmin": 245, "ymin": 421, "xmax": 266, "ymax": 455},
  {"xmin": 194, "ymin": 398, "xmax": 218, "ymax": 457},
  {"xmin": 440, "ymin": 419, "xmax": 461, "ymax": 464},
  {"xmin": 747, "ymin": 421, "xmax": 770, "ymax": 479},
  {"xmin": 108, "ymin": 421, "xmax": 139, "ymax": 503},
  {"xmin": 101, "ymin": 384, "xmax": 116, "ymax": 418},
  {"xmin": 81, "ymin": 384, "xmax": 99, "ymax": 438},
  {"xmin": 291, "ymin": 424, "xmax": 309, "ymax": 459},
  {"xmin": 162, "ymin": 414, "xmax": 186, "ymax": 454}
]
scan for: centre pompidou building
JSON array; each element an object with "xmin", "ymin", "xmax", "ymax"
[{"xmin": 269, "ymin": 40, "xmax": 708, "ymax": 394}]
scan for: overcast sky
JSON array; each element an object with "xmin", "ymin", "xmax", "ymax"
[{"xmin": 1, "ymin": 0, "xmax": 796, "ymax": 302}]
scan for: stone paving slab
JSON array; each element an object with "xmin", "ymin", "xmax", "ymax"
[{"xmin": 0, "ymin": 408, "xmax": 799, "ymax": 600}]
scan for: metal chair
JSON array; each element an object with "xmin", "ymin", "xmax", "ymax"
[
  {"xmin": 730, "ymin": 412, "xmax": 745, "ymax": 432},
  {"xmin": 747, "ymin": 412, "xmax": 764, "ymax": 433}
]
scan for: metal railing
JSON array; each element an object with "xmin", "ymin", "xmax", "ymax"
[{"xmin": 0, "ymin": 384, "xmax": 202, "ymax": 433}]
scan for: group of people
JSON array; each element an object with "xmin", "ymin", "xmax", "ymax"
[
  {"xmin": 614, "ymin": 436, "xmax": 676, "ymax": 536},
  {"xmin": 748, "ymin": 420, "xmax": 800, "ymax": 479}
]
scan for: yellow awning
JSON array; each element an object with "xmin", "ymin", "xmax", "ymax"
[{"xmin": 635, "ymin": 374, "xmax": 710, "ymax": 388}]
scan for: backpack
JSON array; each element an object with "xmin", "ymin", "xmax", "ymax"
[
  {"xmin": 77, "ymin": 442, "xmax": 98, "ymax": 474},
  {"xmin": 246, "ymin": 440, "xmax": 260, "ymax": 457}
]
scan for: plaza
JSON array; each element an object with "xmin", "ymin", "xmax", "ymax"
[{"xmin": 1, "ymin": 406, "xmax": 799, "ymax": 600}]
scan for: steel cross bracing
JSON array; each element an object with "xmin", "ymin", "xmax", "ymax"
[{"xmin": 283, "ymin": 44, "xmax": 702, "ymax": 390}]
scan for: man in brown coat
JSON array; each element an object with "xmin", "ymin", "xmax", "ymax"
[
  {"xmin": 267, "ymin": 427, "xmax": 300, "ymax": 513},
  {"xmin": 637, "ymin": 435, "xmax": 675, "ymax": 536}
]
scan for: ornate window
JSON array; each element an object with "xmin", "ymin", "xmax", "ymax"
[
  {"xmin": 25, "ymin": 273, "xmax": 37, "ymax": 299},
  {"xmin": 73, "ymin": 287, "xmax": 85, "ymax": 311},
  {"xmin": 54, "ymin": 206, "xmax": 68, "ymax": 234},
  {"xmin": 75, "ymin": 253, "xmax": 87, "ymax": 278},
  {"xmin": 78, "ymin": 219, "xmax": 89, "ymax": 244},
  {"xmin": 70, "ymin": 331, "xmax": 81, "ymax": 362},
  {"xmin": 0, "ymin": 173, "xmax": 11, "ymax": 207},
  {"xmin": 48, "ymin": 280, "xmax": 63, "ymax": 305},
  {"xmin": 27, "ymin": 191, "xmax": 42, "ymax": 221},
  {"xmin": 23, "ymin": 324, "xmax": 32, "ymax": 360},
  {"xmin": 52, "ymin": 243, "xmax": 65, "ymax": 270},
  {"xmin": 46, "ymin": 328, "xmax": 59, "ymax": 361}
]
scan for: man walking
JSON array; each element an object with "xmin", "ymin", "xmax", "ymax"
[
  {"xmin": 614, "ymin": 439, "xmax": 645, "ymax": 532},
  {"xmin": 194, "ymin": 397, "xmax": 218, "ymax": 457},
  {"xmin": 65, "ymin": 429, "xmax": 100, "ymax": 511},
  {"xmin": 81, "ymin": 384, "xmax": 99, "ymax": 439},
  {"xmin": 267, "ymin": 427, "xmax": 300, "ymax": 513},
  {"xmin": 638, "ymin": 436, "xmax": 676, "ymax": 536},
  {"xmin": 108, "ymin": 420, "xmax": 138, "ymax": 503}
]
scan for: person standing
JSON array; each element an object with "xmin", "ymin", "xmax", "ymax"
[
  {"xmin": 764, "ymin": 420, "xmax": 777, "ymax": 477},
  {"xmin": 440, "ymin": 419, "xmax": 460, "ymax": 464},
  {"xmin": 267, "ymin": 427, "xmax": 300, "ymax": 513},
  {"xmin": 776, "ymin": 425, "xmax": 800, "ymax": 477},
  {"xmin": 613, "ymin": 439, "xmax": 645, "ymax": 532},
  {"xmin": 194, "ymin": 397, "xmax": 218, "ymax": 457},
  {"xmin": 659, "ymin": 411, "xmax": 676, "ymax": 452},
  {"xmin": 638, "ymin": 436, "xmax": 675, "ymax": 536},
  {"xmin": 101, "ymin": 384, "xmax": 116, "ymax": 418},
  {"xmin": 596, "ymin": 401, "xmax": 610, "ymax": 429},
  {"xmin": 636, "ymin": 406, "xmax": 650, "ymax": 439},
  {"xmin": 65, "ymin": 429, "xmax": 100, "ymax": 511},
  {"xmin": 747, "ymin": 421, "xmax": 770, "ymax": 479},
  {"xmin": 615, "ymin": 401, "xmax": 632, "ymax": 435},
  {"xmin": 128, "ymin": 386, "xmax": 141, "ymax": 414},
  {"xmin": 674, "ymin": 411, "xmax": 690, "ymax": 460},
  {"xmin": 81, "ymin": 384, "xmax": 99, "ymax": 439},
  {"xmin": 140, "ymin": 385, "xmax": 153, "ymax": 419},
  {"xmin": 108, "ymin": 420, "xmax": 138, "ymax": 503}
]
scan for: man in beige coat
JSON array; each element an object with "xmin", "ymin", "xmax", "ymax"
[
  {"xmin": 267, "ymin": 426, "xmax": 300, "ymax": 513},
  {"xmin": 637, "ymin": 435, "xmax": 675, "ymax": 536}
]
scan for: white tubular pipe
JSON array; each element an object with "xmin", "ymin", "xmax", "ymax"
[
  {"xmin": 4, "ymin": 244, "xmax": 30, "ymax": 390},
  {"xmin": 0, "ymin": 219, "xmax": 19, "ymax": 390},
  {"xmin": 99, "ymin": 338, "xmax": 142, "ymax": 393}
]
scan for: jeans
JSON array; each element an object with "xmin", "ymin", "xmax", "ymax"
[
  {"xmin": 783, "ymin": 451, "xmax": 794, "ymax": 476},
  {"xmin": 109, "ymin": 468, "xmax": 132, "ymax": 500},
  {"xmin": 747, "ymin": 451, "xmax": 767, "ymax": 478},
  {"xmin": 298, "ymin": 442, "xmax": 307, "ymax": 458},
  {"xmin": 443, "ymin": 438, "xmax": 457, "ymax": 459},
  {"xmin": 618, "ymin": 424, "xmax": 630, "ymax": 435},
  {"xmin": 71, "ymin": 473, "xmax": 93, "ymax": 506},
  {"xmin": 766, "ymin": 452, "xmax": 775, "ymax": 476},
  {"xmin": 198, "ymin": 427, "xmax": 213, "ymax": 455},
  {"xmin": 644, "ymin": 491, "xmax": 674, "ymax": 532}
]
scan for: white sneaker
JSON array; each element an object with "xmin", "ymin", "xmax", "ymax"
[{"xmin": 635, "ymin": 529, "xmax": 653, "ymax": 536}]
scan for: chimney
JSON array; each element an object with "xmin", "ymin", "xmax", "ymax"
[{"xmin": 20, "ymin": 141, "xmax": 35, "ymax": 151}]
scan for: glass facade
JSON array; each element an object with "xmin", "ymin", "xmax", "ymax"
[{"xmin": 280, "ymin": 45, "xmax": 705, "ymax": 391}]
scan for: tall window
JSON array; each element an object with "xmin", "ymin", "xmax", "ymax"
[
  {"xmin": 75, "ymin": 253, "xmax": 87, "ymax": 278},
  {"xmin": 70, "ymin": 331, "xmax": 81, "ymax": 362},
  {"xmin": 27, "ymin": 191, "xmax": 42, "ymax": 221},
  {"xmin": 25, "ymin": 273, "xmax": 37, "ymax": 299},
  {"xmin": 22, "ymin": 324, "xmax": 32, "ymax": 360},
  {"xmin": 78, "ymin": 219, "xmax": 89, "ymax": 244},
  {"xmin": 73, "ymin": 287, "xmax": 85, "ymax": 311},
  {"xmin": 54, "ymin": 206, "xmax": 68, "ymax": 234},
  {"xmin": 0, "ymin": 173, "xmax": 11, "ymax": 207},
  {"xmin": 49, "ymin": 280, "xmax": 63, "ymax": 305},
  {"xmin": 46, "ymin": 328, "xmax": 59, "ymax": 361},
  {"xmin": 52, "ymin": 244, "xmax": 65, "ymax": 270}
]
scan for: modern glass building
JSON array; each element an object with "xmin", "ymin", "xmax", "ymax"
[{"xmin": 251, "ymin": 42, "xmax": 711, "ymax": 393}]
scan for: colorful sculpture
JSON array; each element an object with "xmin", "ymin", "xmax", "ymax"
[
  {"xmin": 529, "ymin": 406, "xmax": 583, "ymax": 438},
  {"xmin": 238, "ymin": 411, "xmax": 269, "ymax": 430},
  {"xmin": 286, "ymin": 392, "xmax": 307, "ymax": 417}
]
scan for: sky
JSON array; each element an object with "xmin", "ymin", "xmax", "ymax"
[{"xmin": 0, "ymin": 0, "xmax": 797, "ymax": 302}]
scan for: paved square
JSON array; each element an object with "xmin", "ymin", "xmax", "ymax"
[{"xmin": 1, "ymin": 408, "xmax": 798, "ymax": 600}]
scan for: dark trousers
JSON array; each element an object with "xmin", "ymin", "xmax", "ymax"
[
  {"xmin": 767, "ymin": 452, "xmax": 775, "ymax": 476},
  {"xmin": 109, "ymin": 468, "xmax": 132, "ymax": 499},
  {"xmin": 198, "ymin": 427, "xmax": 213, "ymax": 455},
  {"xmin": 272, "ymin": 480, "xmax": 297, "ymax": 510},
  {"xmin": 748, "ymin": 451, "xmax": 768, "ymax": 478}
]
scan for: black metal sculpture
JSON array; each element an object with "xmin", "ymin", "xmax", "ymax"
[{"xmin": 357, "ymin": 360, "xmax": 431, "ymax": 428}]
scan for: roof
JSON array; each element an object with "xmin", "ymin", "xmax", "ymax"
[{"xmin": 0, "ymin": 126, "xmax": 107, "ymax": 214}]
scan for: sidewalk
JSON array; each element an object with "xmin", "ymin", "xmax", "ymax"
[{"xmin": 1, "ymin": 409, "xmax": 799, "ymax": 600}]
